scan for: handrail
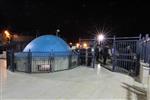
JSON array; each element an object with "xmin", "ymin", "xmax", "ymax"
[{"xmin": 79, "ymin": 36, "xmax": 140, "ymax": 41}]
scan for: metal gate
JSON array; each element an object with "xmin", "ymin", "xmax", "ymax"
[
  {"xmin": 78, "ymin": 36, "xmax": 141, "ymax": 75},
  {"xmin": 112, "ymin": 37, "xmax": 140, "ymax": 76}
]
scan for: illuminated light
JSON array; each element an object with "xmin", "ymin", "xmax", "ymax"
[
  {"xmin": 4, "ymin": 30, "xmax": 10, "ymax": 38},
  {"xmin": 56, "ymin": 29, "xmax": 60, "ymax": 33},
  {"xmin": 83, "ymin": 42, "xmax": 88, "ymax": 49},
  {"xmin": 97, "ymin": 34, "xmax": 105, "ymax": 42},
  {"xmin": 56, "ymin": 29, "xmax": 60, "ymax": 36},
  {"xmin": 91, "ymin": 48, "xmax": 94, "ymax": 52},
  {"xmin": 69, "ymin": 42, "xmax": 72, "ymax": 45},
  {"xmin": 3, "ymin": 30, "xmax": 12, "ymax": 43},
  {"xmin": 76, "ymin": 43, "xmax": 80, "ymax": 48}
]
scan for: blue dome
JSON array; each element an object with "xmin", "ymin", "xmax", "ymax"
[{"xmin": 23, "ymin": 35, "xmax": 71, "ymax": 53}]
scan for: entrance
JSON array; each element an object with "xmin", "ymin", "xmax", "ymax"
[
  {"xmin": 79, "ymin": 36, "xmax": 141, "ymax": 76},
  {"xmin": 113, "ymin": 37, "xmax": 140, "ymax": 76}
]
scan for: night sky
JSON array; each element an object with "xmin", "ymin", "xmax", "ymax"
[{"xmin": 0, "ymin": 0, "xmax": 150, "ymax": 42}]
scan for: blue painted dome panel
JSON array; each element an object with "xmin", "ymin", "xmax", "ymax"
[{"xmin": 23, "ymin": 35, "xmax": 71, "ymax": 52}]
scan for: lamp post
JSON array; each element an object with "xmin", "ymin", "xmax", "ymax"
[
  {"xmin": 97, "ymin": 34, "xmax": 105, "ymax": 52},
  {"xmin": 56, "ymin": 29, "xmax": 60, "ymax": 36},
  {"xmin": 92, "ymin": 37, "xmax": 97, "ymax": 68},
  {"xmin": 92, "ymin": 34, "xmax": 105, "ymax": 68}
]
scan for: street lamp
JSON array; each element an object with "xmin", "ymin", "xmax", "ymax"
[
  {"xmin": 76, "ymin": 43, "xmax": 80, "ymax": 48},
  {"xmin": 92, "ymin": 34, "xmax": 105, "ymax": 68},
  {"xmin": 69, "ymin": 42, "xmax": 72, "ymax": 45},
  {"xmin": 83, "ymin": 42, "xmax": 88, "ymax": 49},
  {"xmin": 97, "ymin": 34, "xmax": 105, "ymax": 42},
  {"xmin": 4, "ymin": 30, "xmax": 10, "ymax": 38},
  {"xmin": 3, "ymin": 30, "xmax": 11, "ymax": 43},
  {"xmin": 56, "ymin": 29, "xmax": 60, "ymax": 36}
]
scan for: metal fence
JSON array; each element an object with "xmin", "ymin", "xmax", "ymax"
[
  {"xmin": 79, "ymin": 36, "xmax": 141, "ymax": 76},
  {"xmin": 7, "ymin": 50, "xmax": 79, "ymax": 73},
  {"xmin": 113, "ymin": 38, "xmax": 140, "ymax": 76}
]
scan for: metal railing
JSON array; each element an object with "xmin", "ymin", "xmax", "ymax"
[{"xmin": 7, "ymin": 50, "xmax": 79, "ymax": 73}]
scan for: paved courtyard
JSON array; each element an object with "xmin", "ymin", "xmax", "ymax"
[{"xmin": 0, "ymin": 59, "xmax": 147, "ymax": 100}]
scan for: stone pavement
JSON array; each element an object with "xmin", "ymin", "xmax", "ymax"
[{"xmin": 0, "ymin": 59, "xmax": 147, "ymax": 100}]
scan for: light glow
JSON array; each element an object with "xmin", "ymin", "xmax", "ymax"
[
  {"xmin": 83, "ymin": 43, "xmax": 88, "ymax": 49},
  {"xmin": 97, "ymin": 34, "xmax": 105, "ymax": 42},
  {"xmin": 69, "ymin": 42, "xmax": 72, "ymax": 45},
  {"xmin": 4, "ymin": 30, "xmax": 10, "ymax": 38},
  {"xmin": 76, "ymin": 43, "xmax": 80, "ymax": 48},
  {"xmin": 3, "ymin": 30, "xmax": 12, "ymax": 42}
]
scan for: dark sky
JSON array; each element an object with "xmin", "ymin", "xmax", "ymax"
[{"xmin": 0, "ymin": 0, "xmax": 150, "ymax": 41}]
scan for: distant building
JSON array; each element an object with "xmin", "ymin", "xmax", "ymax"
[
  {"xmin": 0, "ymin": 31, "xmax": 36, "ymax": 52},
  {"xmin": 12, "ymin": 34, "xmax": 34, "ymax": 42},
  {"xmin": 11, "ymin": 34, "xmax": 35, "ymax": 52}
]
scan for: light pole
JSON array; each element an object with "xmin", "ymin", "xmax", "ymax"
[
  {"xmin": 56, "ymin": 29, "xmax": 60, "ymax": 36},
  {"xmin": 93, "ymin": 34, "xmax": 105, "ymax": 67},
  {"xmin": 97, "ymin": 34, "xmax": 105, "ymax": 51},
  {"xmin": 92, "ymin": 37, "xmax": 97, "ymax": 68}
]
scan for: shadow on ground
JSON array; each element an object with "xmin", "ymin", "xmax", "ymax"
[{"xmin": 122, "ymin": 82, "xmax": 147, "ymax": 100}]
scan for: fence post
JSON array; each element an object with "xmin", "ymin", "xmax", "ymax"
[
  {"xmin": 92, "ymin": 37, "xmax": 96, "ymax": 68},
  {"xmin": 138, "ymin": 34, "xmax": 142, "ymax": 57},
  {"xmin": 141, "ymin": 37, "xmax": 144, "ymax": 60},
  {"xmin": 27, "ymin": 49, "xmax": 32, "ymax": 73},
  {"xmin": 144, "ymin": 34, "xmax": 149, "ymax": 63},
  {"xmin": 6, "ymin": 50, "xmax": 9, "ymax": 69},
  {"xmin": 49, "ymin": 52, "xmax": 51, "ymax": 72},
  {"xmin": 112, "ymin": 35, "xmax": 116, "ymax": 71},
  {"xmin": 146, "ymin": 34, "xmax": 149, "ymax": 62},
  {"xmin": 50, "ymin": 50, "xmax": 54, "ymax": 72},
  {"xmin": 144, "ymin": 36, "xmax": 146, "ymax": 63},
  {"xmin": 68, "ymin": 52, "xmax": 72, "ymax": 69},
  {"xmin": 135, "ymin": 34, "xmax": 142, "ymax": 76},
  {"xmin": 85, "ymin": 48, "xmax": 88, "ymax": 66},
  {"xmin": 9, "ymin": 49, "xmax": 15, "ymax": 72}
]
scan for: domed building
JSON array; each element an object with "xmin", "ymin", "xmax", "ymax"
[
  {"xmin": 23, "ymin": 35, "xmax": 71, "ymax": 53},
  {"xmin": 15, "ymin": 35, "xmax": 78, "ymax": 73}
]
